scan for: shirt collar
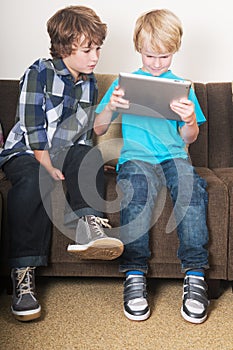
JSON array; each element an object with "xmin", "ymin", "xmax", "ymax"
[
  {"xmin": 52, "ymin": 58, "xmax": 71, "ymax": 77},
  {"xmin": 51, "ymin": 58, "xmax": 95, "ymax": 83}
]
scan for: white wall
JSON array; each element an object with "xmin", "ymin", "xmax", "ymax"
[{"xmin": 1, "ymin": 0, "xmax": 233, "ymax": 82}]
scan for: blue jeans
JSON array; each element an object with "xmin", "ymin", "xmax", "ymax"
[{"xmin": 117, "ymin": 159, "xmax": 209, "ymax": 273}]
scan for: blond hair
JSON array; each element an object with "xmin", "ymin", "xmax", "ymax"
[
  {"xmin": 133, "ymin": 9, "xmax": 183, "ymax": 54},
  {"xmin": 47, "ymin": 6, "xmax": 107, "ymax": 58}
]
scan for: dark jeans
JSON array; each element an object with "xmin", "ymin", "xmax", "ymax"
[
  {"xmin": 117, "ymin": 158, "xmax": 209, "ymax": 273},
  {"xmin": 3, "ymin": 144, "xmax": 105, "ymax": 268}
]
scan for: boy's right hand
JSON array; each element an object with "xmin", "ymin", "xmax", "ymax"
[
  {"xmin": 106, "ymin": 86, "xmax": 129, "ymax": 112},
  {"xmin": 48, "ymin": 167, "xmax": 65, "ymax": 181},
  {"xmin": 34, "ymin": 149, "xmax": 65, "ymax": 181},
  {"xmin": 94, "ymin": 86, "xmax": 129, "ymax": 136}
]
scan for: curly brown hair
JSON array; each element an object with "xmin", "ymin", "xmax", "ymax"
[{"xmin": 47, "ymin": 6, "xmax": 107, "ymax": 58}]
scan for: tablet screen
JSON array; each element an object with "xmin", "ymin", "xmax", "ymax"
[{"xmin": 117, "ymin": 72, "xmax": 191, "ymax": 120}]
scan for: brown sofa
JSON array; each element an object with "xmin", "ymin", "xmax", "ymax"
[{"xmin": 0, "ymin": 75, "xmax": 232, "ymax": 297}]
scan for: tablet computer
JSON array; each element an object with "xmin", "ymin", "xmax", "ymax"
[{"xmin": 117, "ymin": 72, "xmax": 191, "ymax": 121}]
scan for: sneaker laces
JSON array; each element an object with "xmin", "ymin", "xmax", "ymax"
[
  {"xmin": 87, "ymin": 216, "xmax": 112, "ymax": 235},
  {"xmin": 15, "ymin": 267, "xmax": 35, "ymax": 297}
]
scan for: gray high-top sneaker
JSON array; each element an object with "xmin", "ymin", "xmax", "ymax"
[
  {"xmin": 11, "ymin": 267, "xmax": 41, "ymax": 322},
  {"xmin": 67, "ymin": 215, "xmax": 124, "ymax": 260}
]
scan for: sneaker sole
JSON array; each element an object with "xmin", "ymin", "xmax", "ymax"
[
  {"xmin": 181, "ymin": 306, "xmax": 207, "ymax": 324},
  {"xmin": 11, "ymin": 305, "xmax": 41, "ymax": 322},
  {"xmin": 67, "ymin": 237, "xmax": 124, "ymax": 260},
  {"xmin": 124, "ymin": 307, "xmax": 151, "ymax": 321}
]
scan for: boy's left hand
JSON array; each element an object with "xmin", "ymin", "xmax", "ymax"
[{"xmin": 170, "ymin": 98, "xmax": 196, "ymax": 125}]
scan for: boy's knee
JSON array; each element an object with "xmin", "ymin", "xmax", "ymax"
[{"xmin": 118, "ymin": 173, "xmax": 149, "ymax": 204}]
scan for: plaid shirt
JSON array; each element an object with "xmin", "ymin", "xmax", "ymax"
[{"xmin": 0, "ymin": 58, "xmax": 98, "ymax": 166}]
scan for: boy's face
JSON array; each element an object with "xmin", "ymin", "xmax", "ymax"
[
  {"xmin": 140, "ymin": 42, "xmax": 173, "ymax": 77},
  {"xmin": 63, "ymin": 39, "xmax": 102, "ymax": 81}
]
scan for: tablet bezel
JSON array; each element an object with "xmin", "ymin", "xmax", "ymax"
[{"xmin": 117, "ymin": 72, "xmax": 191, "ymax": 121}]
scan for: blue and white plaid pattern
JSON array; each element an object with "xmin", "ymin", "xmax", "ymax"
[{"xmin": 0, "ymin": 58, "xmax": 98, "ymax": 166}]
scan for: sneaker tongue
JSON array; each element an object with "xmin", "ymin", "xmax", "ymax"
[
  {"xmin": 86, "ymin": 215, "xmax": 96, "ymax": 224},
  {"xmin": 75, "ymin": 217, "xmax": 91, "ymax": 244},
  {"xmin": 128, "ymin": 297, "xmax": 148, "ymax": 310},
  {"xmin": 17, "ymin": 267, "xmax": 32, "ymax": 286}
]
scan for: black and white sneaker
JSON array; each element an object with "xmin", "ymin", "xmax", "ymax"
[
  {"xmin": 123, "ymin": 275, "xmax": 150, "ymax": 321},
  {"xmin": 11, "ymin": 267, "xmax": 41, "ymax": 322},
  {"xmin": 67, "ymin": 215, "xmax": 124, "ymax": 260},
  {"xmin": 181, "ymin": 274, "xmax": 209, "ymax": 324}
]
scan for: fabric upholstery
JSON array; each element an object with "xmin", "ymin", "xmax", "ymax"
[
  {"xmin": 207, "ymin": 83, "xmax": 233, "ymax": 168},
  {"xmin": 0, "ymin": 76, "xmax": 232, "ymax": 282},
  {"xmin": 213, "ymin": 168, "xmax": 233, "ymax": 279}
]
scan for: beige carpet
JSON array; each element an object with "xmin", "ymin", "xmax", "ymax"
[{"xmin": 0, "ymin": 277, "xmax": 233, "ymax": 350}]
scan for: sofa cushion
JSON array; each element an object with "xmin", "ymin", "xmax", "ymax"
[
  {"xmin": 94, "ymin": 116, "xmax": 122, "ymax": 166},
  {"xmin": 207, "ymin": 83, "xmax": 233, "ymax": 168},
  {"xmin": 35, "ymin": 166, "xmax": 229, "ymax": 279}
]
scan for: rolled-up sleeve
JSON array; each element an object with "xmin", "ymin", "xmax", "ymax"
[{"xmin": 19, "ymin": 68, "xmax": 49, "ymax": 150}]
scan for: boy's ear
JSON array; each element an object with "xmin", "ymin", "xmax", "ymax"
[{"xmin": 72, "ymin": 42, "xmax": 79, "ymax": 50}]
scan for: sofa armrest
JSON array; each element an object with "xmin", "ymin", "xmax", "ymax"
[{"xmin": 213, "ymin": 168, "xmax": 233, "ymax": 280}]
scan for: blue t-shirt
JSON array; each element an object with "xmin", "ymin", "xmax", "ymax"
[{"xmin": 95, "ymin": 69, "xmax": 206, "ymax": 169}]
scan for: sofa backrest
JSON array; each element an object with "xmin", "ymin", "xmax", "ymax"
[
  {"xmin": 0, "ymin": 80, "xmax": 19, "ymax": 138},
  {"xmin": 206, "ymin": 82, "xmax": 233, "ymax": 168},
  {"xmin": 0, "ymin": 77, "xmax": 232, "ymax": 169},
  {"xmin": 189, "ymin": 83, "xmax": 209, "ymax": 167}
]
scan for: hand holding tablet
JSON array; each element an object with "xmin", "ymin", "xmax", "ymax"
[{"xmin": 117, "ymin": 72, "xmax": 191, "ymax": 121}]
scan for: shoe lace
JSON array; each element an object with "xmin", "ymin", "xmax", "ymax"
[
  {"xmin": 88, "ymin": 216, "xmax": 112, "ymax": 235},
  {"xmin": 15, "ymin": 267, "xmax": 35, "ymax": 296}
]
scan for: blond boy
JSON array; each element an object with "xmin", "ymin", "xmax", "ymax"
[{"xmin": 95, "ymin": 9, "xmax": 209, "ymax": 324}]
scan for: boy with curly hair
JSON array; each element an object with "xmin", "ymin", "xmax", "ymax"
[{"xmin": 0, "ymin": 6, "xmax": 123, "ymax": 322}]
